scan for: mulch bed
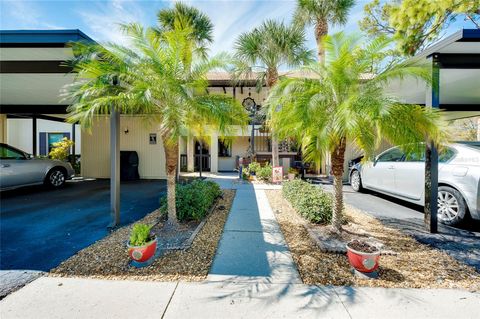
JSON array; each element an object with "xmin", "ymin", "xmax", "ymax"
[
  {"xmin": 265, "ymin": 189, "xmax": 480, "ymax": 290},
  {"xmin": 50, "ymin": 190, "xmax": 235, "ymax": 282}
]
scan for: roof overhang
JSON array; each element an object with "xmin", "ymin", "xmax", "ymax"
[{"xmin": 385, "ymin": 29, "xmax": 480, "ymax": 120}]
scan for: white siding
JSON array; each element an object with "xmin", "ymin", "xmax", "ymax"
[{"xmin": 81, "ymin": 116, "xmax": 166, "ymax": 179}]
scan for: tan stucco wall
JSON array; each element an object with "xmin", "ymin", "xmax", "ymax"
[
  {"xmin": 81, "ymin": 116, "xmax": 166, "ymax": 179},
  {"xmin": 218, "ymin": 136, "xmax": 250, "ymax": 171}
]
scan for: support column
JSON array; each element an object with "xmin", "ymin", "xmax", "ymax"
[
  {"xmin": 210, "ymin": 133, "xmax": 218, "ymax": 173},
  {"xmin": 424, "ymin": 54, "xmax": 440, "ymax": 233},
  {"xmin": 71, "ymin": 123, "xmax": 76, "ymax": 164},
  {"xmin": 187, "ymin": 136, "xmax": 194, "ymax": 172},
  {"xmin": 109, "ymin": 108, "xmax": 120, "ymax": 228},
  {"xmin": 32, "ymin": 116, "xmax": 37, "ymax": 156},
  {"xmin": 0, "ymin": 114, "xmax": 7, "ymax": 143}
]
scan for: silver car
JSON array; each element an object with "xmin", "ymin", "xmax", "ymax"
[
  {"xmin": 0, "ymin": 143, "xmax": 75, "ymax": 190},
  {"xmin": 349, "ymin": 142, "xmax": 480, "ymax": 226}
]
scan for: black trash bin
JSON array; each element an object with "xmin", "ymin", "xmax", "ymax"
[{"xmin": 120, "ymin": 151, "xmax": 140, "ymax": 181}]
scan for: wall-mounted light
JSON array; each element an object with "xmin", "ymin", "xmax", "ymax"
[{"xmin": 124, "ymin": 127, "xmax": 129, "ymax": 134}]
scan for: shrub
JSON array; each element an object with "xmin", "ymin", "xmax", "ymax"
[
  {"xmin": 49, "ymin": 138, "xmax": 74, "ymax": 161},
  {"xmin": 129, "ymin": 224, "xmax": 155, "ymax": 246},
  {"xmin": 248, "ymin": 162, "xmax": 261, "ymax": 175},
  {"xmin": 256, "ymin": 162, "xmax": 272, "ymax": 182},
  {"xmin": 282, "ymin": 180, "xmax": 333, "ymax": 224},
  {"xmin": 160, "ymin": 180, "xmax": 222, "ymax": 222}
]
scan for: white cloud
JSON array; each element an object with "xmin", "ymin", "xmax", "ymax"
[
  {"xmin": 78, "ymin": 0, "xmax": 150, "ymax": 45},
  {"xmin": 0, "ymin": 0, "xmax": 64, "ymax": 29}
]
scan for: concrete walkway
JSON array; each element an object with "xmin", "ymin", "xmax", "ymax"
[{"xmin": 207, "ymin": 181, "xmax": 301, "ymax": 283}]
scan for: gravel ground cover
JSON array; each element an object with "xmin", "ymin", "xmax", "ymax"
[
  {"xmin": 50, "ymin": 190, "xmax": 235, "ymax": 281},
  {"xmin": 265, "ymin": 189, "xmax": 480, "ymax": 290}
]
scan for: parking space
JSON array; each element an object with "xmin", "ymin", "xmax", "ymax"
[
  {"xmin": 0, "ymin": 179, "xmax": 166, "ymax": 271},
  {"xmin": 320, "ymin": 183, "xmax": 480, "ymax": 272}
]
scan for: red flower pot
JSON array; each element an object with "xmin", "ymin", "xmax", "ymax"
[
  {"xmin": 128, "ymin": 238, "xmax": 157, "ymax": 262},
  {"xmin": 346, "ymin": 242, "xmax": 380, "ymax": 273}
]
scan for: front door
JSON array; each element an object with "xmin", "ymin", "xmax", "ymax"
[{"xmin": 194, "ymin": 140, "xmax": 210, "ymax": 172}]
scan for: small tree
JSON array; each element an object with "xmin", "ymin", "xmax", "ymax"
[
  {"xmin": 266, "ymin": 33, "xmax": 449, "ymax": 231},
  {"xmin": 360, "ymin": 0, "xmax": 480, "ymax": 56},
  {"xmin": 49, "ymin": 138, "xmax": 74, "ymax": 161}
]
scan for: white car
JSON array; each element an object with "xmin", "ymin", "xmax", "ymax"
[
  {"xmin": 0, "ymin": 143, "xmax": 75, "ymax": 190},
  {"xmin": 349, "ymin": 143, "xmax": 480, "ymax": 226}
]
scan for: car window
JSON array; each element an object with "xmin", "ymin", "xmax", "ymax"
[
  {"xmin": 376, "ymin": 148, "xmax": 404, "ymax": 162},
  {"xmin": 403, "ymin": 147, "xmax": 455, "ymax": 163},
  {"xmin": 439, "ymin": 147, "xmax": 455, "ymax": 163},
  {"xmin": 0, "ymin": 145, "xmax": 26, "ymax": 160}
]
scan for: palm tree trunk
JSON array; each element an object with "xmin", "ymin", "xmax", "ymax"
[
  {"xmin": 164, "ymin": 141, "xmax": 179, "ymax": 227},
  {"xmin": 315, "ymin": 18, "xmax": 328, "ymax": 63},
  {"xmin": 331, "ymin": 137, "xmax": 346, "ymax": 231},
  {"xmin": 267, "ymin": 67, "xmax": 280, "ymax": 168}
]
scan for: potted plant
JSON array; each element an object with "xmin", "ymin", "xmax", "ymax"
[
  {"xmin": 346, "ymin": 240, "xmax": 380, "ymax": 273},
  {"xmin": 128, "ymin": 224, "xmax": 157, "ymax": 263},
  {"xmin": 287, "ymin": 167, "xmax": 298, "ymax": 181}
]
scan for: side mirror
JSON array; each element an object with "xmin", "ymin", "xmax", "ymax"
[{"xmin": 26, "ymin": 154, "xmax": 34, "ymax": 159}]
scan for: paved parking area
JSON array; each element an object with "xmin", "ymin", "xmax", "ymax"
[
  {"xmin": 320, "ymin": 183, "xmax": 480, "ymax": 272},
  {"xmin": 0, "ymin": 179, "xmax": 166, "ymax": 272}
]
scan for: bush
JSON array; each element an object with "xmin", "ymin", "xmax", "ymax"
[
  {"xmin": 49, "ymin": 138, "xmax": 74, "ymax": 161},
  {"xmin": 256, "ymin": 162, "xmax": 272, "ymax": 182},
  {"xmin": 129, "ymin": 224, "xmax": 155, "ymax": 246},
  {"xmin": 282, "ymin": 180, "xmax": 333, "ymax": 224},
  {"xmin": 160, "ymin": 180, "xmax": 222, "ymax": 222},
  {"xmin": 247, "ymin": 162, "xmax": 261, "ymax": 175}
]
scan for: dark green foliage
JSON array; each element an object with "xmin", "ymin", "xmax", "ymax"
[
  {"xmin": 282, "ymin": 180, "xmax": 333, "ymax": 224},
  {"xmin": 129, "ymin": 224, "xmax": 155, "ymax": 246},
  {"xmin": 160, "ymin": 180, "xmax": 221, "ymax": 222}
]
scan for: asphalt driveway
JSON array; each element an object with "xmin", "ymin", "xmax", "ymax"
[
  {"xmin": 320, "ymin": 183, "xmax": 480, "ymax": 272},
  {"xmin": 0, "ymin": 179, "xmax": 166, "ymax": 272}
]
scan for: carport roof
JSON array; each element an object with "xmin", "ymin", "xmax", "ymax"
[
  {"xmin": 0, "ymin": 29, "xmax": 94, "ymax": 47},
  {"xmin": 386, "ymin": 29, "xmax": 480, "ymax": 120}
]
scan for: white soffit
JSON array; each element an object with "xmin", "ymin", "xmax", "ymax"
[{"xmin": 0, "ymin": 73, "xmax": 76, "ymax": 105}]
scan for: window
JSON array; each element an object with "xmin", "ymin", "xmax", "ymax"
[
  {"xmin": 0, "ymin": 145, "xmax": 26, "ymax": 160},
  {"xmin": 218, "ymin": 139, "xmax": 232, "ymax": 157},
  {"xmin": 376, "ymin": 148, "xmax": 404, "ymax": 162},
  {"xmin": 439, "ymin": 147, "xmax": 455, "ymax": 163}
]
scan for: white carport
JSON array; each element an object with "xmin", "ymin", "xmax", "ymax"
[{"xmin": 386, "ymin": 29, "xmax": 480, "ymax": 233}]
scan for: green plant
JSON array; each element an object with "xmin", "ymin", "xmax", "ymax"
[
  {"xmin": 288, "ymin": 167, "xmax": 298, "ymax": 175},
  {"xmin": 64, "ymin": 22, "xmax": 248, "ymax": 226},
  {"xmin": 129, "ymin": 224, "xmax": 155, "ymax": 246},
  {"xmin": 256, "ymin": 162, "xmax": 272, "ymax": 182},
  {"xmin": 283, "ymin": 180, "xmax": 333, "ymax": 224},
  {"xmin": 49, "ymin": 138, "xmax": 74, "ymax": 161},
  {"xmin": 267, "ymin": 32, "xmax": 447, "ymax": 231},
  {"xmin": 160, "ymin": 180, "xmax": 221, "ymax": 222},
  {"xmin": 248, "ymin": 162, "xmax": 261, "ymax": 175}
]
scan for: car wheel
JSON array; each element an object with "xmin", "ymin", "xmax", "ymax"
[
  {"xmin": 437, "ymin": 186, "xmax": 466, "ymax": 226},
  {"xmin": 350, "ymin": 170, "xmax": 363, "ymax": 192},
  {"xmin": 46, "ymin": 168, "xmax": 66, "ymax": 188}
]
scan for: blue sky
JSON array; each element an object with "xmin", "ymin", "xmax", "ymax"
[{"xmin": 1, "ymin": 0, "xmax": 478, "ymax": 55}]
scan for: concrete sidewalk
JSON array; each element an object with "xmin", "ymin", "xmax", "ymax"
[
  {"xmin": 1, "ymin": 276, "xmax": 479, "ymax": 319},
  {"xmin": 208, "ymin": 181, "xmax": 300, "ymax": 283}
]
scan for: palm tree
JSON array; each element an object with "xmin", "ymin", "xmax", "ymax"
[
  {"xmin": 294, "ymin": 0, "xmax": 355, "ymax": 62},
  {"xmin": 266, "ymin": 33, "xmax": 448, "ymax": 231},
  {"xmin": 63, "ymin": 24, "xmax": 248, "ymax": 226},
  {"xmin": 234, "ymin": 19, "xmax": 313, "ymax": 167},
  {"xmin": 156, "ymin": 1, "xmax": 214, "ymax": 60}
]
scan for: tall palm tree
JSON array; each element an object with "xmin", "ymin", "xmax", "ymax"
[
  {"xmin": 234, "ymin": 19, "xmax": 313, "ymax": 167},
  {"xmin": 156, "ymin": 1, "xmax": 214, "ymax": 61},
  {"xmin": 63, "ymin": 24, "xmax": 248, "ymax": 226},
  {"xmin": 294, "ymin": 0, "xmax": 355, "ymax": 62},
  {"xmin": 266, "ymin": 33, "xmax": 448, "ymax": 231}
]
